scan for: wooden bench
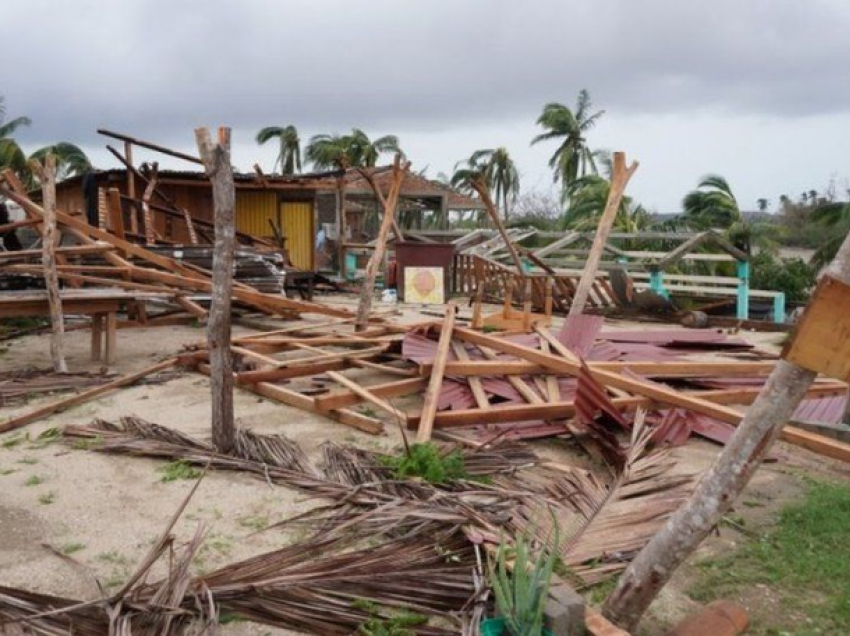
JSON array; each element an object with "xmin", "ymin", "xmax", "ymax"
[{"xmin": 0, "ymin": 289, "xmax": 163, "ymax": 365}]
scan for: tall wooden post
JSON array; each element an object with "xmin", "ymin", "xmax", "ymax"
[
  {"xmin": 354, "ymin": 155, "xmax": 409, "ymax": 332},
  {"xmin": 195, "ymin": 127, "xmax": 236, "ymax": 453},
  {"xmin": 141, "ymin": 162, "xmax": 159, "ymax": 246},
  {"xmin": 124, "ymin": 141, "xmax": 139, "ymax": 235},
  {"xmin": 602, "ymin": 229, "xmax": 850, "ymax": 631},
  {"xmin": 567, "ymin": 152, "xmax": 638, "ymax": 319},
  {"xmin": 30, "ymin": 155, "xmax": 67, "ymax": 373},
  {"xmin": 471, "ymin": 177, "xmax": 525, "ymax": 276}
]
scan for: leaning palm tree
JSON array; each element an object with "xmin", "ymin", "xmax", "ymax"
[
  {"xmin": 531, "ymin": 89, "xmax": 604, "ymax": 192},
  {"xmin": 682, "ymin": 174, "xmax": 742, "ymax": 230},
  {"xmin": 563, "ymin": 175, "xmax": 648, "ymax": 233},
  {"xmin": 256, "ymin": 125, "xmax": 302, "ymax": 174},
  {"xmin": 452, "ymin": 148, "xmax": 520, "ymax": 221}
]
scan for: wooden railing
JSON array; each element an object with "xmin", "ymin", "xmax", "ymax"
[{"xmin": 453, "ymin": 253, "xmax": 618, "ymax": 312}]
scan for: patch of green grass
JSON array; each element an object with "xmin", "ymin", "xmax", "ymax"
[
  {"xmin": 0, "ymin": 467, "xmax": 17, "ymax": 476},
  {"xmin": 30, "ymin": 427, "xmax": 61, "ymax": 449},
  {"xmin": 17, "ymin": 457, "xmax": 38, "ymax": 465},
  {"xmin": 353, "ymin": 599, "xmax": 427, "ymax": 636},
  {"xmin": 24, "ymin": 474, "xmax": 45, "ymax": 487},
  {"xmin": 60, "ymin": 542, "xmax": 86, "ymax": 555},
  {"xmin": 1, "ymin": 433, "xmax": 28, "ymax": 449},
  {"xmin": 586, "ymin": 578, "xmax": 618, "ymax": 606},
  {"xmin": 690, "ymin": 480, "xmax": 850, "ymax": 633},
  {"xmin": 38, "ymin": 491, "xmax": 56, "ymax": 505},
  {"xmin": 360, "ymin": 406, "xmax": 378, "ymax": 418},
  {"xmin": 71, "ymin": 435, "xmax": 103, "ymax": 451},
  {"xmin": 379, "ymin": 442, "xmax": 470, "ymax": 484},
  {"xmin": 238, "ymin": 514, "xmax": 269, "ymax": 532},
  {"xmin": 157, "ymin": 460, "xmax": 201, "ymax": 483},
  {"xmin": 98, "ymin": 550, "xmax": 130, "ymax": 566}
]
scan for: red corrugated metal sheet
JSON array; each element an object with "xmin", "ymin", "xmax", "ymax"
[{"xmin": 557, "ymin": 314, "xmax": 604, "ymax": 357}]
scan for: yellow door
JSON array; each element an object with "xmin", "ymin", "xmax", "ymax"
[
  {"xmin": 235, "ymin": 192, "xmax": 278, "ymax": 237},
  {"xmin": 279, "ymin": 201, "xmax": 314, "ymax": 269}
]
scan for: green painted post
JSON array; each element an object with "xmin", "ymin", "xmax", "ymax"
[
  {"xmin": 737, "ymin": 260, "xmax": 750, "ymax": 320},
  {"xmin": 650, "ymin": 270, "xmax": 668, "ymax": 298},
  {"xmin": 773, "ymin": 293, "xmax": 786, "ymax": 323}
]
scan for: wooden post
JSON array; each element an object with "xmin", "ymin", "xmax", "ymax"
[
  {"xmin": 107, "ymin": 187, "xmax": 126, "ymax": 240},
  {"xmin": 602, "ymin": 229, "xmax": 850, "ymax": 631},
  {"xmin": 416, "ymin": 302, "xmax": 457, "ymax": 443},
  {"xmin": 471, "ymin": 177, "xmax": 525, "ymax": 276},
  {"xmin": 141, "ymin": 162, "xmax": 159, "ymax": 245},
  {"xmin": 568, "ymin": 152, "xmax": 638, "ymax": 319},
  {"xmin": 29, "ymin": 155, "xmax": 67, "ymax": 373},
  {"xmin": 124, "ymin": 141, "xmax": 139, "ymax": 235},
  {"xmin": 195, "ymin": 127, "xmax": 236, "ymax": 454},
  {"xmin": 354, "ymin": 155, "xmax": 409, "ymax": 332},
  {"xmin": 337, "ymin": 174, "xmax": 348, "ymax": 278}
]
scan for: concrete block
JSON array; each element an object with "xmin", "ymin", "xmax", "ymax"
[{"xmin": 545, "ymin": 581, "xmax": 586, "ymax": 635}]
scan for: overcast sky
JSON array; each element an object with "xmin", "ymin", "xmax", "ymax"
[{"xmin": 3, "ymin": 0, "xmax": 850, "ymax": 212}]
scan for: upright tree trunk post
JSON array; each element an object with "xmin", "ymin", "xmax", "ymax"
[
  {"xmin": 141, "ymin": 162, "xmax": 159, "ymax": 245},
  {"xmin": 195, "ymin": 127, "xmax": 236, "ymax": 454},
  {"xmin": 602, "ymin": 229, "xmax": 850, "ymax": 631},
  {"xmin": 30, "ymin": 155, "xmax": 68, "ymax": 373},
  {"xmin": 354, "ymin": 155, "xmax": 409, "ymax": 332},
  {"xmin": 568, "ymin": 152, "xmax": 638, "ymax": 319}
]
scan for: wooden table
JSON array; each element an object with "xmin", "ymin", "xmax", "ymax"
[{"xmin": 0, "ymin": 289, "xmax": 163, "ymax": 365}]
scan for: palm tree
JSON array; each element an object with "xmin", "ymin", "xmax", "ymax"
[
  {"xmin": 305, "ymin": 129, "xmax": 402, "ymax": 171},
  {"xmin": 451, "ymin": 148, "xmax": 520, "ymax": 221},
  {"xmin": 682, "ymin": 174, "xmax": 742, "ymax": 230},
  {"xmin": 0, "ymin": 96, "xmax": 92, "ymax": 187},
  {"xmin": 256, "ymin": 125, "xmax": 301, "ymax": 174},
  {"xmin": 811, "ymin": 200, "xmax": 850, "ymax": 268},
  {"xmin": 347, "ymin": 128, "xmax": 402, "ymax": 167},
  {"xmin": 305, "ymin": 133, "xmax": 351, "ymax": 171},
  {"xmin": 563, "ymin": 175, "xmax": 648, "ymax": 233},
  {"xmin": 531, "ymin": 89, "xmax": 604, "ymax": 192},
  {"xmin": 467, "ymin": 148, "xmax": 521, "ymax": 221},
  {"xmin": 756, "ymin": 198, "xmax": 769, "ymax": 213},
  {"xmin": 0, "ymin": 96, "xmax": 32, "ymax": 176}
]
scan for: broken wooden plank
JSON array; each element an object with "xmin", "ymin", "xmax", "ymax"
[
  {"xmin": 0, "ymin": 359, "xmax": 178, "ymax": 434},
  {"xmin": 416, "ymin": 303, "xmax": 457, "ymax": 442},
  {"xmin": 326, "ymin": 371, "xmax": 408, "ymax": 422}
]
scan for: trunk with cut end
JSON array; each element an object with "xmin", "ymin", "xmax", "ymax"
[
  {"xmin": 196, "ymin": 127, "xmax": 236, "ymax": 454},
  {"xmin": 602, "ymin": 228, "xmax": 850, "ymax": 631},
  {"xmin": 568, "ymin": 152, "xmax": 638, "ymax": 319},
  {"xmin": 32, "ymin": 155, "xmax": 67, "ymax": 373}
]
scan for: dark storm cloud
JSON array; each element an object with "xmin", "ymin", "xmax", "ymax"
[{"xmin": 3, "ymin": 0, "xmax": 850, "ymax": 148}]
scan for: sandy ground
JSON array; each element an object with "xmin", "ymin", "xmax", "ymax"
[{"xmin": 1, "ymin": 298, "xmax": 849, "ymax": 635}]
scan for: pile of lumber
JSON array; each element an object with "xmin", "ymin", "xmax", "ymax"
[{"xmin": 0, "ymin": 169, "xmax": 354, "ymax": 325}]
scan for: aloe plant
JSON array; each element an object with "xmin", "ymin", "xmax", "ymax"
[{"xmin": 489, "ymin": 524, "xmax": 560, "ymax": 636}]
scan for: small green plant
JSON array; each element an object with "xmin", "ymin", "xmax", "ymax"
[
  {"xmin": 238, "ymin": 514, "xmax": 269, "ymax": 532},
  {"xmin": 379, "ymin": 442, "xmax": 469, "ymax": 484},
  {"xmin": 60, "ymin": 542, "xmax": 86, "ymax": 555},
  {"xmin": 24, "ymin": 474, "xmax": 45, "ymax": 487},
  {"xmin": 31, "ymin": 427, "xmax": 61, "ymax": 449},
  {"xmin": 489, "ymin": 525, "xmax": 560, "ymax": 636},
  {"xmin": 17, "ymin": 457, "xmax": 38, "ymax": 465},
  {"xmin": 1, "ymin": 433, "xmax": 27, "ymax": 449},
  {"xmin": 38, "ymin": 491, "xmax": 56, "ymax": 505},
  {"xmin": 71, "ymin": 435, "xmax": 103, "ymax": 451},
  {"xmin": 158, "ymin": 460, "xmax": 201, "ymax": 482},
  {"xmin": 353, "ymin": 599, "xmax": 427, "ymax": 636},
  {"xmin": 0, "ymin": 467, "xmax": 17, "ymax": 475}
]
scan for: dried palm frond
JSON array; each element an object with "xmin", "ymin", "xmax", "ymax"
[{"xmin": 511, "ymin": 410, "xmax": 695, "ymax": 587}]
